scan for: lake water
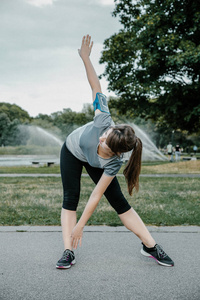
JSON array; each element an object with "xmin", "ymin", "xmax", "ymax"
[{"xmin": 0, "ymin": 156, "xmax": 60, "ymax": 167}]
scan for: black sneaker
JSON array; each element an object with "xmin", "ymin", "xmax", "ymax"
[
  {"xmin": 56, "ymin": 249, "xmax": 76, "ymax": 269},
  {"xmin": 141, "ymin": 243, "xmax": 174, "ymax": 267}
]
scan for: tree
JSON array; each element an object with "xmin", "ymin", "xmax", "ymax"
[
  {"xmin": 100, "ymin": 0, "xmax": 200, "ymax": 133},
  {"xmin": 0, "ymin": 103, "xmax": 31, "ymax": 122},
  {"xmin": 51, "ymin": 107, "xmax": 93, "ymax": 138},
  {"xmin": 0, "ymin": 103, "xmax": 31, "ymax": 146},
  {"xmin": 0, "ymin": 113, "xmax": 21, "ymax": 146},
  {"xmin": 81, "ymin": 103, "xmax": 94, "ymax": 120}
]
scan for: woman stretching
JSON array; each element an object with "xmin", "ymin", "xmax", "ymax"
[{"xmin": 56, "ymin": 35, "xmax": 174, "ymax": 269}]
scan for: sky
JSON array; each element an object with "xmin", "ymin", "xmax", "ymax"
[{"xmin": 0, "ymin": 0, "xmax": 121, "ymax": 117}]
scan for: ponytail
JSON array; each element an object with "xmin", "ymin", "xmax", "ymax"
[
  {"xmin": 106, "ymin": 124, "xmax": 142, "ymax": 195},
  {"xmin": 123, "ymin": 137, "xmax": 142, "ymax": 195}
]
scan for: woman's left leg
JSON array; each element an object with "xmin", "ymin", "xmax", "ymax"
[
  {"xmin": 103, "ymin": 176, "xmax": 174, "ymax": 266},
  {"xmin": 83, "ymin": 164, "xmax": 174, "ymax": 266},
  {"xmin": 118, "ymin": 208, "xmax": 155, "ymax": 248},
  {"xmin": 84, "ymin": 164, "xmax": 155, "ymax": 247},
  {"xmin": 103, "ymin": 177, "xmax": 156, "ymax": 248}
]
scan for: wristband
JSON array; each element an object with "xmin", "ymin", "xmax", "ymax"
[{"xmin": 93, "ymin": 93, "xmax": 110, "ymax": 113}]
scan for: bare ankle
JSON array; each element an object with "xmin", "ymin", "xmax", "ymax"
[{"xmin": 142, "ymin": 239, "xmax": 156, "ymax": 248}]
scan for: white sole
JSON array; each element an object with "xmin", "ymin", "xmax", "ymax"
[
  {"xmin": 140, "ymin": 249, "xmax": 173, "ymax": 267},
  {"xmin": 56, "ymin": 259, "xmax": 76, "ymax": 269}
]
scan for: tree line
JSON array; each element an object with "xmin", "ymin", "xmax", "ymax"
[
  {"xmin": 0, "ymin": 101, "xmax": 199, "ymax": 150},
  {"xmin": 0, "ymin": 102, "xmax": 93, "ymax": 146}
]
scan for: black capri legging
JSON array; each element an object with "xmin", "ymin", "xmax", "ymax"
[{"xmin": 60, "ymin": 143, "xmax": 131, "ymax": 215}]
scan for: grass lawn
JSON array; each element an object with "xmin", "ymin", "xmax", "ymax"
[
  {"xmin": 1, "ymin": 176, "xmax": 199, "ymax": 226},
  {"xmin": 0, "ymin": 160, "xmax": 200, "ymax": 174},
  {"xmin": 141, "ymin": 160, "xmax": 200, "ymax": 174},
  {"xmin": 0, "ymin": 165, "xmax": 61, "ymax": 174}
]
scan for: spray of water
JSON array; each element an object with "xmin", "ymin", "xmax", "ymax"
[
  {"xmin": 123, "ymin": 122, "xmax": 167, "ymax": 161},
  {"xmin": 33, "ymin": 126, "xmax": 63, "ymax": 146},
  {"xmin": 18, "ymin": 125, "xmax": 63, "ymax": 147},
  {"xmin": 18, "ymin": 123, "xmax": 166, "ymax": 161}
]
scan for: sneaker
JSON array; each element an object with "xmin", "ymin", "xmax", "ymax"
[
  {"xmin": 140, "ymin": 243, "xmax": 174, "ymax": 267},
  {"xmin": 56, "ymin": 249, "xmax": 76, "ymax": 269}
]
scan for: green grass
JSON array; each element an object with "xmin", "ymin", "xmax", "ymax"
[
  {"xmin": 0, "ymin": 165, "xmax": 61, "ymax": 174},
  {"xmin": 1, "ymin": 176, "xmax": 199, "ymax": 226},
  {"xmin": 141, "ymin": 160, "xmax": 200, "ymax": 174},
  {"xmin": 1, "ymin": 160, "xmax": 200, "ymax": 174}
]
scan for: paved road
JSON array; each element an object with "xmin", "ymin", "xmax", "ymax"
[{"xmin": 0, "ymin": 226, "xmax": 199, "ymax": 300}]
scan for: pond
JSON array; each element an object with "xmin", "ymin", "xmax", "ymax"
[{"xmin": 0, "ymin": 156, "xmax": 60, "ymax": 167}]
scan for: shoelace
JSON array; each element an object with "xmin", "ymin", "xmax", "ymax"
[
  {"xmin": 155, "ymin": 245, "xmax": 168, "ymax": 258},
  {"xmin": 63, "ymin": 250, "xmax": 71, "ymax": 261}
]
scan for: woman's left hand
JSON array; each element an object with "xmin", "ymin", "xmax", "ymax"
[{"xmin": 71, "ymin": 224, "xmax": 83, "ymax": 249}]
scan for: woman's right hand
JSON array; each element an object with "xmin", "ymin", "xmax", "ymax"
[
  {"xmin": 71, "ymin": 223, "xmax": 84, "ymax": 249},
  {"xmin": 78, "ymin": 35, "xmax": 93, "ymax": 60}
]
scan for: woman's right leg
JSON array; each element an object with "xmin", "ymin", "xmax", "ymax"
[
  {"xmin": 60, "ymin": 143, "xmax": 83, "ymax": 250},
  {"xmin": 61, "ymin": 209, "xmax": 77, "ymax": 251}
]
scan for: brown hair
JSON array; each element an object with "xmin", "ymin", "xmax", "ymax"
[{"xmin": 106, "ymin": 124, "xmax": 142, "ymax": 195}]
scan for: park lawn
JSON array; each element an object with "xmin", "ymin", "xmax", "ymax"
[
  {"xmin": 0, "ymin": 160, "xmax": 199, "ymax": 174},
  {"xmin": 141, "ymin": 160, "xmax": 200, "ymax": 174},
  {"xmin": 0, "ymin": 165, "xmax": 61, "ymax": 174},
  {"xmin": 0, "ymin": 176, "xmax": 199, "ymax": 226}
]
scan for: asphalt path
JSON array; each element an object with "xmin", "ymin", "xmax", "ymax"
[{"xmin": 0, "ymin": 226, "xmax": 199, "ymax": 300}]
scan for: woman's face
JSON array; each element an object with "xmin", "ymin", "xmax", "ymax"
[{"xmin": 99, "ymin": 128, "xmax": 113, "ymax": 153}]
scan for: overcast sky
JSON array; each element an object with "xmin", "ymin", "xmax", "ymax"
[{"xmin": 0, "ymin": 0, "xmax": 121, "ymax": 117}]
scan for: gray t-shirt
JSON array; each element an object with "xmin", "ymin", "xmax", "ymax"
[{"xmin": 66, "ymin": 112, "xmax": 123, "ymax": 177}]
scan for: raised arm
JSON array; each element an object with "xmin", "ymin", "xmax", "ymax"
[{"xmin": 78, "ymin": 35, "xmax": 102, "ymax": 102}]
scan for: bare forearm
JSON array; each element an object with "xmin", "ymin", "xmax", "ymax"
[
  {"xmin": 71, "ymin": 174, "xmax": 114, "ymax": 248},
  {"xmin": 77, "ymin": 174, "xmax": 114, "ymax": 228},
  {"xmin": 79, "ymin": 35, "xmax": 101, "ymax": 99},
  {"xmin": 70, "ymin": 194, "xmax": 100, "ymax": 249},
  {"xmin": 82, "ymin": 57, "xmax": 101, "ymax": 93},
  {"xmin": 78, "ymin": 193, "xmax": 100, "ymax": 228}
]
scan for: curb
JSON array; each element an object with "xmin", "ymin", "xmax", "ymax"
[
  {"xmin": 0, "ymin": 225, "xmax": 199, "ymax": 233},
  {"xmin": 0, "ymin": 173, "xmax": 200, "ymax": 177}
]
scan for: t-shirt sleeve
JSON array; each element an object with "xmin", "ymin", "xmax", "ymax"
[
  {"xmin": 93, "ymin": 112, "xmax": 112, "ymax": 129},
  {"xmin": 103, "ymin": 159, "xmax": 123, "ymax": 177}
]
